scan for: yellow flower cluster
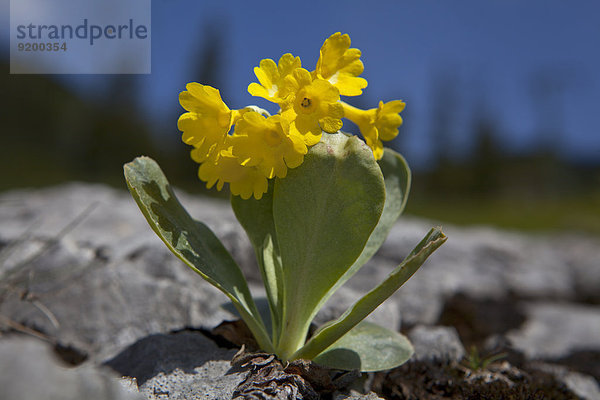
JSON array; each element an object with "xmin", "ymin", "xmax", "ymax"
[{"xmin": 178, "ymin": 32, "xmax": 405, "ymax": 199}]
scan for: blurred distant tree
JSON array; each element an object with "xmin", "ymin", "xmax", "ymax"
[
  {"xmin": 429, "ymin": 70, "xmax": 459, "ymax": 166},
  {"xmin": 0, "ymin": 61, "xmax": 157, "ymax": 190},
  {"xmin": 413, "ymin": 67, "xmax": 584, "ymax": 198},
  {"xmin": 529, "ymin": 69, "xmax": 567, "ymax": 153},
  {"xmin": 424, "ymin": 71, "xmax": 465, "ymax": 193},
  {"xmin": 190, "ymin": 17, "xmax": 229, "ymax": 97},
  {"xmin": 101, "ymin": 73, "xmax": 141, "ymax": 113},
  {"xmin": 469, "ymin": 116, "xmax": 501, "ymax": 196},
  {"xmin": 157, "ymin": 15, "xmax": 232, "ymax": 196}
]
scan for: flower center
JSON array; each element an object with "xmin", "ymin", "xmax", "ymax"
[{"xmin": 296, "ymin": 89, "xmax": 317, "ymax": 115}]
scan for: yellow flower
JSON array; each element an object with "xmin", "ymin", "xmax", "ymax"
[
  {"xmin": 179, "ymin": 31, "xmax": 396, "ymax": 198},
  {"xmin": 342, "ymin": 100, "xmax": 405, "ymax": 160},
  {"xmin": 314, "ymin": 32, "xmax": 368, "ymax": 97},
  {"xmin": 248, "ymin": 53, "xmax": 301, "ymax": 104},
  {"xmin": 192, "ymin": 139, "xmax": 269, "ymax": 200},
  {"xmin": 231, "ymin": 112, "xmax": 307, "ymax": 179},
  {"xmin": 281, "ymin": 68, "xmax": 344, "ymax": 146},
  {"xmin": 178, "ymin": 83, "xmax": 242, "ymax": 162}
]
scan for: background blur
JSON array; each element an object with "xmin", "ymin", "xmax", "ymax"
[{"xmin": 1, "ymin": 0, "xmax": 599, "ymax": 233}]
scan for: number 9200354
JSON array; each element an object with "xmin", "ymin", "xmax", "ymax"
[{"xmin": 18, "ymin": 42, "xmax": 67, "ymax": 52}]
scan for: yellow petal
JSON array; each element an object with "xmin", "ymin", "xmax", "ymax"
[
  {"xmin": 380, "ymin": 100, "xmax": 406, "ymax": 114},
  {"xmin": 377, "ymin": 100, "xmax": 405, "ymax": 141},
  {"xmin": 292, "ymin": 68, "xmax": 313, "ymax": 88},
  {"xmin": 288, "ymin": 131, "xmax": 309, "ymax": 156},
  {"xmin": 247, "ymin": 82, "xmax": 270, "ymax": 99},
  {"xmin": 178, "ymin": 112, "xmax": 227, "ymax": 161},
  {"xmin": 319, "ymin": 116, "xmax": 343, "ymax": 133},
  {"xmin": 284, "ymin": 140, "xmax": 306, "ymax": 169},
  {"xmin": 334, "ymin": 75, "xmax": 368, "ymax": 97},
  {"xmin": 229, "ymin": 167, "xmax": 268, "ymax": 200},
  {"xmin": 278, "ymin": 53, "xmax": 301, "ymax": 77},
  {"xmin": 294, "ymin": 114, "xmax": 320, "ymax": 136},
  {"xmin": 292, "ymin": 115, "xmax": 322, "ymax": 146},
  {"xmin": 315, "ymin": 32, "xmax": 367, "ymax": 96},
  {"xmin": 316, "ymin": 32, "xmax": 351, "ymax": 78},
  {"xmin": 311, "ymin": 79, "xmax": 340, "ymax": 104},
  {"xmin": 255, "ymin": 59, "xmax": 278, "ymax": 89},
  {"xmin": 328, "ymin": 101, "xmax": 344, "ymax": 119},
  {"xmin": 181, "ymin": 83, "xmax": 226, "ymax": 113}
]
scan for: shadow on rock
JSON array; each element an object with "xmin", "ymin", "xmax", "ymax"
[{"xmin": 104, "ymin": 330, "xmax": 236, "ymax": 385}]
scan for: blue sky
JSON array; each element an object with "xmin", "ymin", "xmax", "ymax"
[{"xmin": 3, "ymin": 0, "xmax": 599, "ymax": 168}]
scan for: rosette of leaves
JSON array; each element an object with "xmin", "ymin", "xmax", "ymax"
[{"xmin": 124, "ymin": 132, "xmax": 446, "ymax": 372}]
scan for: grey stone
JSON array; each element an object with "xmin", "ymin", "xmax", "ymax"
[
  {"xmin": 554, "ymin": 234, "xmax": 600, "ymax": 302},
  {"xmin": 333, "ymin": 390, "xmax": 385, "ymax": 400},
  {"xmin": 561, "ymin": 370, "xmax": 600, "ymax": 400},
  {"xmin": 105, "ymin": 331, "xmax": 245, "ymax": 399},
  {"xmin": 140, "ymin": 362, "xmax": 243, "ymax": 400},
  {"xmin": 0, "ymin": 336, "xmax": 144, "ymax": 400},
  {"xmin": 105, "ymin": 331, "xmax": 238, "ymax": 385},
  {"xmin": 362, "ymin": 220, "xmax": 583, "ymax": 326},
  {"xmin": 507, "ymin": 302, "xmax": 600, "ymax": 359},
  {"xmin": 530, "ymin": 362, "xmax": 600, "ymax": 400},
  {"xmin": 0, "ymin": 183, "xmax": 257, "ymax": 274},
  {"xmin": 0, "ymin": 234, "xmax": 239, "ymax": 362},
  {"xmin": 2, "ymin": 183, "xmax": 600, "ymax": 399},
  {"xmin": 0, "ymin": 184, "xmax": 273, "ymax": 363},
  {"xmin": 408, "ymin": 325, "xmax": 466, "ymax": 362}
]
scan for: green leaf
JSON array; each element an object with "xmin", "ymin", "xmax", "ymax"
[
  {"xmin": 379, "ymin": 149, "xmax": 411, "ymax": 216},
  {"xmin": 231, "ymin": 183, "xmax": 283, "ymax": 344},
  {"xmin": 124, "ymin": 156, "xmax": 273, "ymax": 352},
  {"xmin": 312, "ymin": 321, "xmax": 413, "ymax": 372},
  {"xmin": 294, "ymin": 227, "xmax": 446, "ymax": 361},
  {"xmin": 329, "ymin": 148, "xmax": 412, "ymax": 297},
  {"xmin": 273, "ymin": 133, "xmax": 386, "ymax": 359}
]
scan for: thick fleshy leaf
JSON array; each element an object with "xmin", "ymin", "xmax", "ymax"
[
  {"xmin": 378, "ymin": 148, "xmax": 411, "ymax": 222},
  {"xmin": 124, "ymin": 156, "xmax": 273, "ymax": 352},
  {"xmin": 273, "ymin": 133, "xmax": 386, "ymax": 359},
  {"xmin": 231, "ymin": 182, "xmax": 283, "ymax": 343},
  {"xmin": 312, "ymin": 321, "xmax": 413, "ymax": 372},
  {"xmin": 329, "ymin": 148, "xmax": 411, "ymax": 296},
  {"xmin": 294, "ymin": 227, "xmax": 446, "ymax": 361}
]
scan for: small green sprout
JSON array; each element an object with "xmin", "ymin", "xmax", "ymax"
[
  {"xmin": 123, "ymin": 33, "xmax": 446, "ymax": 372},
  {"xmin": 464, "ymin": 346, "xmax": 508, "ymax": 371}
]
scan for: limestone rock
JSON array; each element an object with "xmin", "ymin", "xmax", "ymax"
[
  {"xmin": 0, "ymin": 234, "xmax": 237, "ymax": 362},
  {"xmin": 507, "ymin": 302, "xmax": 600, "ymax": 359},
  {"xmin": 105, "ymin": 331, "xmax": 244, "ymax": 400},
  {"xmin": 0, "ymin": 336, "xmax": 144, "ymax": 400},
  {"xmin": 408, "ymin": 325, "xmax": 466, "ymax": 362},
  {"xmin": 1, "ymin": 183, "xmax": 599, "ymax": 399}
]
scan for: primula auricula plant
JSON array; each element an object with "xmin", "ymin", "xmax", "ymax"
[{"xmin": 124, "ymin": 32, "xmax": 446, "ymax": 372}]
